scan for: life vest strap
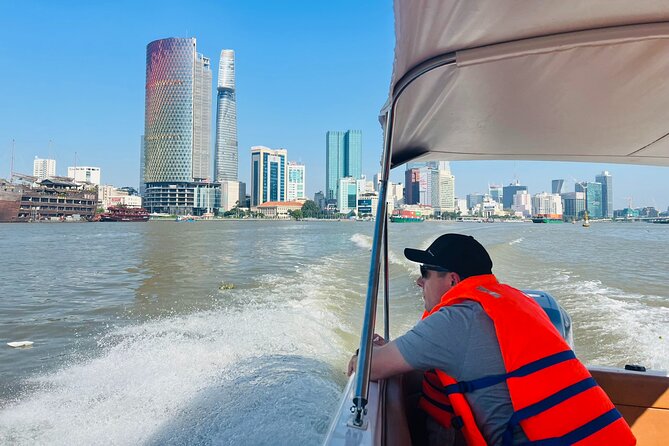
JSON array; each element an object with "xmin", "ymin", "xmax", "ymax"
[
  {"xmin": 507, "ymin": 408, "xmax": 622, "ymax": 446},
  {"xmin": 444, "ymin": 350, "xmax": 576, "ymax": 395},
  {"xmin": 420, "ymin": 392, "xmax": 455, "ymax": 413},
  {"xmin": 501, "ymin": 377, "xmax": 598, "ymax": 445}
]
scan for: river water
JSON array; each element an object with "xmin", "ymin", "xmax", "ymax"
[{"xmin": 0, "ymin": 220, "xmax": 667, "ymax": 445}]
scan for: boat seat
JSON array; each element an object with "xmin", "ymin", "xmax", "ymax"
[{"xmin": 590, "ymin": 366, "xmax": 669, "ymax": 446}]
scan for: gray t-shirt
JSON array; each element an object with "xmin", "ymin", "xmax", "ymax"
[{"xmin": 395, "ymin": 300, "xmax": 528, "ymax": 445}]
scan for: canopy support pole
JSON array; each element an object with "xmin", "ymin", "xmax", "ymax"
[{"xmin": 351, "ymin": 105, "xmax": 395, "ymax": 427}]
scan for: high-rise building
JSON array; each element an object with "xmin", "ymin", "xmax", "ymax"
[
  {"xmin": 142, "ymin": 38, "xmax": 215, "ymax": 214},
  {"xmin": 512, "ymin": 190, "xmax": 532, "ymax": 217},
  {"xmin": 325, "ymin": 130, "xmax": 362, "ymax": 202},
  {"xmin": 287, "ymin": 162, "xmax": 306, "ymax": 201},
  {"xmin": 68, "ymin": 166, "xmax": 101, "ymax": 186},
  {"xmin": 338, "ymin": 177, "xmax": 358, "ymax": 214},
  {"xmin": 551, "ymin": 179, "xmax": 565, "ymax": 194},
  {"xmin": 531, "ymin": 192, "xmax": 563, "ymax": 217},
  {"xmin": 562, "ymin": 191, "xmax": 585, "ymax": 219},
  {"xmin": 595, "ymin": 171, "xmax": 613, "ymax": 218},
  {"xmin": 576, "ymin": 181, "xmax": 603, "ymax": 219},
  {"xmin": 214, "ymin": 50, "xmax": 238, "ymax": 182},
  {"xmin": 33, "ymin": 158, "xmax": 56, "ymax": 180},
  {"xmin": 250, "ymin": 146, "xmax": 287, "ymax": 206},
  {"xmin": 432, "ymin": 165, "xmax": 455, "ymax": 214},
  {"xmin": 503, "ymin": 181, "xmax": 528, "ymax": 209},
  {"xmin": 489, "ymin": 184, "xmax": 503, "ymax": 204}
]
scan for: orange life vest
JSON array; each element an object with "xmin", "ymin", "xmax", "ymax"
[{"xmin": 417, "ymin": 274, "xmax": 636, "ymax": 446}]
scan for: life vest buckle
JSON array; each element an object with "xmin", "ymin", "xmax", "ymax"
[{"xmin": 451, "ymin": 416, "xmax": 464, "ymax": 430}]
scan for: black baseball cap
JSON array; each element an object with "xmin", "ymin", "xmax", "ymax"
[{"xmin": 404, "ymin": 233, "xmax": 493, "ymax": 278}]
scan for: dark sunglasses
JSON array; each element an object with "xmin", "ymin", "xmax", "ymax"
[{"xmin": 420, "ymin": 264, "xmax": 449, "ymax": 278}]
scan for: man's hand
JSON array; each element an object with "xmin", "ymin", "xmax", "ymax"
[{"xmin": 348, "ymin": 334, "xmax": 385, "ymax": 377}]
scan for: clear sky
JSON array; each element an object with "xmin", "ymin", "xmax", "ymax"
[{"xmin": 1, "ymin": 1, "xmax": 667, "ymax": 211}]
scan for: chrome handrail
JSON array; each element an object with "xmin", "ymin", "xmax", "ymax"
[{"xmin": 351, "ymin": 106, "xmax": 395, "ymax": 427}]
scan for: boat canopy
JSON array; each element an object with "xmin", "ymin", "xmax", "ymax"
[{"xmin": 385, "ymin": 1, "xmax": 669, "ymax": 168}]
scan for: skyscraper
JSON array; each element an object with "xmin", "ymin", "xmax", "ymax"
[
  {"xmin": 551, "ymin": 179, "xmax": 565, "ymax": 194},
  {"xmin": 576, "ymin": 181, "xmax": 603, "ymax": 219},
  {"xmin": 325, "ymin": 130, "xmax": 362, "ymax": 202},
  {"xmin": 595, "ymin": 171, "xmax": 613, "ymax": 218},
  {"xmin": 214, "ymin": 50, "xmax": 238, "ymax": 182},
  {"xmin": 250, "ymin": 146, "xmax": 288, "ymax": 206},
  {"xmin": 142, "ymin": 37, "xmax": 213, "ymax": 214},
  {"xmin": 503, "ymin": 181, "xmax": 528, "ymax": 210}
]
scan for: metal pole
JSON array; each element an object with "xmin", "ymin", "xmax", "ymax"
[
  {"xmin": 351, "ymin": 105, "xmax": 395, "ymax": 427},
  {"xmin": 383, "ymin": 209, "xmax": 390, "ymax": 342}
]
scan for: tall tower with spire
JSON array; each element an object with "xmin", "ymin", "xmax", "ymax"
[{"xmin": 214, "ymin": 49, "xmax": 238, "ymax": 182}]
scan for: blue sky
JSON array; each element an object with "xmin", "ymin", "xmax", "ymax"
[{"xmin": 1, "ymin": 1, "xmax": 667, "ymax": 210}]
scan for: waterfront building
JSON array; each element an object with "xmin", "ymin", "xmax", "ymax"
[
  {"xmin": 503, "ymin": 181, "xmax": 528, "ymax": 209},
  {"xmin": 531, "ymin": 192, "xmax": 563, "ymax": 217},
  {"xmin": 0, "ymin": 178, "xmax": 97, "ymax": 222},
  {"xmin": 595, "ymin": 170, "xmax": 613, "ymax": 218},
  {"xmin": 466, "ymin": 193, "xmax": 486, "ymax": 211},
  {"xmin": 338, "ymin": 177, "xmax": 358, "ymax": 214},
  {"xmin": 33, "ymin": 158, "xmax": 56, "ymax": 180},
  {"xmin": 142, "ymin": 37, "xmax": 213, "ymax": 214},
  {"xmin": 389, "ymin": 182, "xmax": 405, "ymax": 207},
  {"xmin": 357, "ymin": 192, "xmax": 379, "ymax": 218},
  {"xmin": 552, "ymin": 179, "xmax": 565, "ymax": 194},
  {"xmin": 219, "ymin": 180, "xmax": 241, "ymax": 212},
  {"xmin": 576, "ymin": 181, "xmax": 603, "ymax": 219},
  {"xmin": 256, "ymin": 201, "xmax": 303, "ymax": 219},
  {"xmin": 287, "ymin": 162, "xmax": 306, "ymax": 201},
  {"xmin": 511, "ymin": 190, "xmax": 532, "ymax": 217},
  {"xmin": 489, "ymin": 184, "xmax": 503, "ymax": 204},
  {"xmin": 214, "ymin": 49, "xmax": 238, "ymax": 182},
  {"xmin": 68, "ymin": 166, "xmax": 101, "ymax": 186},
  {"xmin": 98, "ymin": 185, "xmax": 142, "ymax": 210},
  {"xmin": 250, "ymin": 146, "xmax": 288, "ymax": 206},
  {"xmin": 455, "ymin": 198, "xmax": 468, "ymax": 215},
  {"xmin": 314, "ymin": 191, "xmax": 326, "ymax": 209},
  {"xmin": 433, "ymin": 167, "xmax": 455, "ymax": 215},
  {"xmin": 562, "ymin": 191, "xmax": 585, "ymax": 219},
  {"xmin": 325, "ymin": 130, "xmax": 362, "ymax": 202}
]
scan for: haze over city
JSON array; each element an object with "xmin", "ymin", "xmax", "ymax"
[{"xmin": 1, "ymin": 1, "xmax": 667, "ymax": 210}]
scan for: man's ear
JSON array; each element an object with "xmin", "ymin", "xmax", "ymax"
[{"xmin": 451, "ymin": 272, "xmax": 461, "ymax": 286}]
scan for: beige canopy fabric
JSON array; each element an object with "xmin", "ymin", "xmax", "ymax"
[{"xmin": 386, "ymin": 1, "xmax": 669, "ymax": 167}]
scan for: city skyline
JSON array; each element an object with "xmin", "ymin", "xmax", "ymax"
[{"xmin": 1, "ymin": 2, "xmax": 667, "ymax": 210}]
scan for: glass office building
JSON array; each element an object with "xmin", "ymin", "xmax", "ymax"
[
  {"xmin": 595, "ymin": 171, "xmax": 613, "ymax": 218},
  {"xmin": 576, "ymin": 181, "xmax": 603, "ymax": 219},
  {"xmin": 325, "ymin": 130, "xmax": 362, "ymax": 202},
  {"xmin": 250, "ymin": 146, "xmax": 287, "ymax": 206},
  {"xmin": 143, "ymin": 37, "xmax": 213, "ymax": 214},
  {"xmin": 214, "ymin": 49, "xmax": 238, "ymax": 182}
]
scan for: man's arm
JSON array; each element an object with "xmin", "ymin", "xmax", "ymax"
[{"xmin": 347, "ymin": 340, "xmax": 414, "ymax": 381}]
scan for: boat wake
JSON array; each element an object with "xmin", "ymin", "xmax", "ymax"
[
  {"xmin": 542, "ymin": 272, "xmax": 669, "ymax": 371},
  {"xmin": 0, "ymin": 259, "xmax": 352, "ymax": 445}
]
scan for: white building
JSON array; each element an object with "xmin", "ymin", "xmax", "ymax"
[
  {"xmin": 338, "ymin": 177, "xmax": 358, "ymax": 214},
  {"xmin": 455, "ymin": 198, "xmax": 468, "ymax": 215},
  {"xmin": 220, "ymin": 180, "xmax": 241, "ymax": 212},
  {"xmin": 531, "ymin": 192, "xmax": 563, "ymax": 217},
  {"xmin": 287, "ymin": 162, "xmax": 306, "ymax": 201},
  {"xmin": 68, "ymin": 166, "xmax": 101, "ymax": 186},
  {"xmin": 33, "ymin": 158, "xmax": 56, "ymax": 180},
  {"xmin": 512, "ymin": 190, "xmax": 532, "ymax": 217},
  {"xmin": 432, "ymin": 168, "xmax": 456, "ymax": 214},
  {"xmin": 98, "ymin": 185, "xmax": 142, "ymax": 210}
]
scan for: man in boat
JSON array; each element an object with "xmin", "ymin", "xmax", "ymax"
[{"xmin": 347, "ymin": 233, "xmax": 635, "ymax": 446}]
